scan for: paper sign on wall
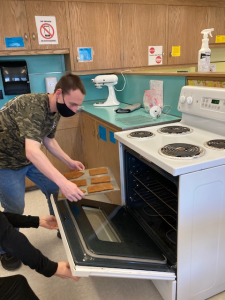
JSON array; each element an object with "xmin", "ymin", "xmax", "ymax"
[
  {"xmin": 5, "ymin": 37, "xmax": 24, "ymax": 48},
  {"xmin": 172, "ymin": 46, "xmax": 180, "ymax": 57},
  {"xmin": 98, "ymin": 125, "xmax": 107, "ymax": 142},
  {"xmin": 148, "ymin": 46, "xmax": 163, "ymax": 65},
  {"xmin": 215, "ymin": 35, "xmax": 225, "ymax": 43},
  {"xmin": 35, "ymin": 16, "xmax": 58, "ymax": 45},
  {"xmin": 77, "ymin": 47, "xmax": 93, "ymax": 62}
]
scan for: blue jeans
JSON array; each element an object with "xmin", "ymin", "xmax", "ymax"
[{"xmin": 0, "ymin": 164, "xmax": 59, "ymax": 254}]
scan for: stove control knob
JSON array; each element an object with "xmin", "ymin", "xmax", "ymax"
[
  {"xmin": 187, "ymin": 96, "xmax": 193, "ymax": 105},
  {"xmin": 179, "ymin": 95, "xmax": 186, "ymax": 104}
]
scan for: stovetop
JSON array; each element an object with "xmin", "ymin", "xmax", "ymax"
[
  {"xmin": 115, "ymin": 86, "xmax": 225, "ymax": 176},
  {"xmin": 115, "ymin": 121, "xmax": 225, "ymax": 176}
]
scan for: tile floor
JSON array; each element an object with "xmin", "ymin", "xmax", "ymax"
[{"xmin": 1, "ymin": 190, "xmax": 225, "ymax": 300}]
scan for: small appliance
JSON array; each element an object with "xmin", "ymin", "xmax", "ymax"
[{"xmin": 92, "ymin": 74, "xmax": 120, "ymax": 107}]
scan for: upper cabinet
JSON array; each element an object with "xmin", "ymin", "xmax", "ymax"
[
  {"xmin": 68, "ymin": 2, "xmax": 121, "ymax": 71},
  {"xmin": 1, "ymin": 1, "xmax": 225, "ymax": 69},
  {"xmin": 121, "ymin": 4, "xmax": 167, "ymax": 68},
  {"xmin": 167, "ymin": 6, "xmax": 208, "ymax": 65},
  {"xmin": 25, "ymin": 1, "xmax": 69, "ymax": 50},
  {"xmin": 0, "ymin": 1, "xmax": 31, "ymax": 51},
  {"xmin": 207, "ymin": 7, "xmax": 225, "ymax": 44}
]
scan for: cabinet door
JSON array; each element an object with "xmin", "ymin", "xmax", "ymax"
[
  {"xmin": 47, "ymin": 114, "xmax": 83, "ymax": 174},
  {"xmin": 97, "ymin": 122, "xmax": 121, "ymax": 205},
  {"xmin": 69, "ymin": 2, "xmax": 121, "ymax": 71},
  {"xmin": 207, "ymin": 7, "xmax": 225, "ymax": 44},
  {"xmin": 167, "ymin": 6, "xmax": 207, "ymax": 65},
  {"xmin": 81, "ymin": 114, "xmax": 100, "ymax": 169},
  {"xmin": 122, "ymin": 4, "xmax": 167, "ymax": 67},
  {"xmin": 0, "ymin": 1, "xmax": 31, "ymax": 50},
  {"xmin": 25, "ymin": 1, "xmax": 69, "ymax": 50}
]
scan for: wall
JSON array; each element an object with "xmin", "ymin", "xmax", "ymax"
[
  {"xmin": 0, "ymin": 55, "xmax": 108, "ymax": 108},
  {"xmin": 115, "ymin": 74, "xmax": 186, "ymax": 117}
]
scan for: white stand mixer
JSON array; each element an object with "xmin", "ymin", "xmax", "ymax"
[{"xmin": 92, "ymin": 74, "xmax": 120, "ymax": 107}]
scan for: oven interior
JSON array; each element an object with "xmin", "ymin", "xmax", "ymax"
[{"xmin": 124, "ymin": 148, "xmax": 178, "ymax": 266}]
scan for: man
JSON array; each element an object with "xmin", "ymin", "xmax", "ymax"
[
  {"xmin": 0, "ymin": 210, "xmax": 80, "ymax": 299},
  {"xmin": 0, "ymin": 73, "xmax": 86, "ymax": 270}
]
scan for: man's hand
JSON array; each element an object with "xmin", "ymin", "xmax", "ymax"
[
  {"xmin": 68, "ymin": 160, "xmax": 85, "ymax": 171},
  {"xmin": 39, "ymin": 216, "xmax": 58, "ymax": 230},
  {"xmin": 55, "ymin": 262, "xmax": 80, "ymax": 281},
  {"xmin": 60, "ymin": 180, "xmax": 84, "ymax": 202}
]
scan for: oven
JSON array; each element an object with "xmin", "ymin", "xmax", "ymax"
[{"xmin": 52, "ymin": 86, "xmax": 225, "ymax": 300}]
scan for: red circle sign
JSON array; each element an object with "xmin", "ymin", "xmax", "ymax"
[
  {"xmin": 156, "ymin": 56, "xmax": 162, "ymax": 64},
  {"xmin": 149, "ymin": 47, "xmax": 155, "ymax": 54},
  {"xmin": 40, "ymin": 23, "xmax": 54, "ymax": 39}
]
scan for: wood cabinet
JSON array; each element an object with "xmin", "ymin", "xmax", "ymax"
[
  {"xmin": 46, "ymin": 113, "xmax": 83, "ymax": 173},
  {"xmin": 0, "ymin": 1, "xmax": 31, "ymax": 51},
  {"xmin": 207, "ymin": 7, "xmax": 225, "ymax": 44},
  {"xmin": 0, "ymin": 0, "xmax": 69, "ymax": 53},
  {"xmin": 81, "ymin": 113, "xmax": 121, "ymax": 205},
  {"xmin": 25, "ymin": 1, "xmax": 69, "ymax": 50},
  {"xmin": 81, "ymin": 114, "xmax": 100, "ymax": 168},
  {"xmin": 25, "ymin": 113, "xmax": 83, "ymax": 188},
  {"xmin": 121, "ymin": 4, "xmax": 167, "ymax": 67},
  {"xmin": 68, "ymin": 2, "xmax": 121, "ymax": 71},
  {"xmin": 167, "ymin": 5, "xmax": 208, "ymax": 65}
]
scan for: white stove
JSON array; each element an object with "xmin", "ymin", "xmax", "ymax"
[
  {"xmin": 51, "ymin": 86, "xmax": 225, "ymax": 300},
  {"xmin": 115, "ymin": 86, "xmax": 225, "ymax": 176},
  {"xmin": 114, "ymin": 86, "xmax": 225, "ymax": 300}
]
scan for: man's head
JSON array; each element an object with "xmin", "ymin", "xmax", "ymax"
[{"xmin": 54, "ymin": 73, "xmax": 86, "ymax": 117}]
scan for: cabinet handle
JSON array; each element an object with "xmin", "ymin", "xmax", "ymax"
[
  {"xmin": 77, "ymin": 57, "xmax": 80, "ymax": 62},
  {"xmin": 32, "ymin": 33, "xmax": 36, "ymax": 40},
  {"xmin": 169, "ymin": 52, "xmax": 172, "ymax": 57},
  {"xmin": 162, "ymin": 52, "xmax": 164, "ymax": 57},
  {"xmin": 92, "ymin": 129, "xmax": 95, "ymax": 137},
  {"xmin": 24, "ymin": 33, "xmax": 28, "ymax": 41}
]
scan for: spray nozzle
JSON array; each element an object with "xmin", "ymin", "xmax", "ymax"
[{"xmin": 201, "ymin": 28, "xmax": 214, "ymax": 39}]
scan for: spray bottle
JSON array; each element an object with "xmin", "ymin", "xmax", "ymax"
[{"xmin": 198, "ymin": 28, "xmax": 214, "ymax": 72}]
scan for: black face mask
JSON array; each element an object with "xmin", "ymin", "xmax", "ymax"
[{"xmin": 56, "ymin": 95, "xmax": 76, "ymax": 118}]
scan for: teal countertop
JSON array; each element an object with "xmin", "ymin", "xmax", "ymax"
[{"xmin": 82, "ymin": 101, "xmax": 181, "ymax": 130}]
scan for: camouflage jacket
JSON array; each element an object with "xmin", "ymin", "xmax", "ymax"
[{"xmin": 0, "ymin": 93, "xmax": 60, "ymax": 170}]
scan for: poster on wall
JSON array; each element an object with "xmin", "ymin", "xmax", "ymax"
[
  {"xmin": 148, "ymin": 46, "xmax": 163, "ymax": 65},
  {"xmin": 35, "ymin": 16, "xmax": 58, "ymax": 45}
]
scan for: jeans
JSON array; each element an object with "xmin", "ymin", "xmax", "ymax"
[{"xmin": 0, "ymin": 164, "xmax": 59, "ymax": 254}]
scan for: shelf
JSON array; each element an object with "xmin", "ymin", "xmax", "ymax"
[
  {"xmin": 209, "ymin": 43, "xmax": 225, "ymax": 48},
  {"xmin": 0, "ymin": 49, "xmax": 70, "ymax": 56}
]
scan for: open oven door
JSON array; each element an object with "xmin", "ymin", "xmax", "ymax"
[{"xmin": 51, "ymin": 196, "xmax": 176, "ymax": 283}]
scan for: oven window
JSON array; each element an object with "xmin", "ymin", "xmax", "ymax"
[{"xmin": 83, "ymin": 206, "xmax": 121, "ymax": 243}]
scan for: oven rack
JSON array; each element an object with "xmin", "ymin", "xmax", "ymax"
[
  {"xmin": 132, "ymin": 171, "xmax": 178, "ymax": 231},
  {"xmin": 132, "ymin": 171, "xmax": 178, "ymax": 212},
  {"xmin": 133, "ymin": 188, "xmax": 177, "ymax": 231}
]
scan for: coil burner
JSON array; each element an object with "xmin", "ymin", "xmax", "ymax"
[
  {"xmin": 204, "ymin": 139, "xmax": 225, "ymax": 150},
  {"xmin": 157, "ymin": 125, "xmax": 193, "ymax": 135},
  {"xmin": 159, "ymin": 143, "xmax": 205, "ymax": 159},
  {"xmin": 127, "ymin": 131, "xmax": 155, "ymax": 139}
]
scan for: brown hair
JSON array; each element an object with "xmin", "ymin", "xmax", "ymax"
[{"xmin": 54, "ymin": 73, "xmax": 86, "ymax": 95}]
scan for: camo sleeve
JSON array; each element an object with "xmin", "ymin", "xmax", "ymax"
[{"xmin": 15, "ymin": 99, "xmax": 46, "ymax": 143}]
